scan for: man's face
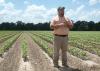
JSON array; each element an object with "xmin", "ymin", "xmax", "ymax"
[{"xmin": 58, "ymin": 9, "xmax": 64, "ymax": 17}]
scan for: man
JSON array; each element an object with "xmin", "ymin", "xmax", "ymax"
[{"xmin": 50, "ymin": 6, "xmax": 73, "ymax": 68}]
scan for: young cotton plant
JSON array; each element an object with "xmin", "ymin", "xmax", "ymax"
[{"xmin": 21, "ymin": 38, "xmax": 28, "ymax": 62}]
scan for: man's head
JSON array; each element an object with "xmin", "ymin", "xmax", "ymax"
[{"xmin": 57, "ymin": 6, "xmax": 65, "ymax": 17}]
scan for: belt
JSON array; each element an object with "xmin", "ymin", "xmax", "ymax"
[{"xmin": 54, "ymin": 34, "xmax": 68, "ymax": 37}]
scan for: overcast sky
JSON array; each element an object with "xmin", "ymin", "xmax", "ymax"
[{"xmin": 0, "ymin": 0, "xmax": 100, "ymax": 24}]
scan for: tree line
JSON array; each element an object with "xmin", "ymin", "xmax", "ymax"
[{"xmin": 0, "ymin": 21, "xmax": 100, "ymax": 31}]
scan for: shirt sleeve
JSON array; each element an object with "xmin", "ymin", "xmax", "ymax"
[
  {"xmin": 65, "ymin": 17, "xmax": 73, "ymax": 29},
  {"xmin": 50, "ymin": 17, "xmax": 55, "ymax": 29},
  {"xmin": 65, "ymin": 17, "xmax": 73, "ymax": 26}
]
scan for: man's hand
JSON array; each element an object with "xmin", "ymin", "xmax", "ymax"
[
  {"xmin": 52, "ymin": 21, "xmax": 65, "ymax": 29},
  {"xmin": 65, "ymin": 19, "xmax": 73, "ymax": 29},
  {"xmin": 55, "ymin": 23, "xmax": 65, "ymax": 27}
]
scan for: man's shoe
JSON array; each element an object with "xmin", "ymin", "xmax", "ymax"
[
  {"xmin": 54, "ymin": 65, "xmax": 60, "ymax": 68},
  {"xmin": 62, "ymin": 64, "xmax": 69, "ymax": 67}
]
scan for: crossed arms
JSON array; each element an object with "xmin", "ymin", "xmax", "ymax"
[{"xmin": 50, "ymin": 18, "xmax": 73, "ymax": 29}]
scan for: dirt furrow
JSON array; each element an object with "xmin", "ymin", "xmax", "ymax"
[
  {"xmin": 18, "ymin": 33, "xmax": 34, "ymax": 71},
  {"xmin": 18, "ymin": 58, "xmax": 34, "ymax": 71},
  {"xmin": 26, "ymin": 34, "xmax": 60, "ymax": 71},
  {"xmin": 0, "ymin": 36, "xmax": 21, "ymax": 71},
  {"xmin": 28, "ymin": 33, "xmax": 100, "ymax": 71}
]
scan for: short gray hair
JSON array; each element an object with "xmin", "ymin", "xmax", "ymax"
[{"xmin": 57, "ymin": 6, "xmax": 65, "ymax": 11}]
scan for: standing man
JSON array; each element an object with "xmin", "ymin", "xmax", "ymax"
[{"xmin": 50, "ymin": 6, "xmax": 73, "ymax": 68}]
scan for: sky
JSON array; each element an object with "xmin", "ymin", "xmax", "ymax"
[{"xmin": 0, "ymin": 0, "xmax": 100, "ymax": 24}]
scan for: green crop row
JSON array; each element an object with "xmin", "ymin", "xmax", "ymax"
[
  {"xmin": 31, "ymin": 31, "xmax": 100, "ymax": 56},
  {"xmin": 30, "ymin": 33, "xmax": 88, "ymax": 60},
  {"xmin": 29, "ymin": 33, "xmax": 53, "ymax": 57},
  {"xmin": 0, "ymin": 33, "xmax": 21, "ymax": 57},
  {"xmin": 20, "ymin": 38, "xmax": 28, "ymax": 61},
  {"xmin": 0, "ymin": 31, "xmax": 19, "ymax": 38},
  {"xmin": 0, "ymin": 33, "xmax": 17, "ymax": 43}
]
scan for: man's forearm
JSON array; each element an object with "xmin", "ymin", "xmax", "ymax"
[
  {"xmin": 55, "ymin": 23, "xmax": 65, "ymax": 27},
  {"xmin": 65, "ymin": 20, "xmax": 73, "ymax": 29},
  {"xmin": 51, "ymin": 23, "xmax": 64, "ymax": 29}
]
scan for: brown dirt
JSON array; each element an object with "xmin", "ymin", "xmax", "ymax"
[
  {"xmin": 18, "ymin": 58, "xmax": 34, "ymax": 71},
  {"xmin": 26, "ymin": 34, "xmax": 59, "ymax": 71},
  {"xmin": 25, "ymin": 33, "xmax": 79, "ymax": 71},
  {"xmin": 0, "ymin": 36, "xmax": 21, "ymax": 71},
  {"xmin": 29, "ymin": 33, "xmax": 100, "ymax": 71},
  {"xmin": 0, "ymin": 32, "xmax": 99, "ymax": 71},
  {"xmin": 18, "ymin": 33, "xmax": 34, "ymax": 71}
]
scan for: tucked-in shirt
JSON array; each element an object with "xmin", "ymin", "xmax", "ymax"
[{"xmin": 50, "ymin": 15, "xmax": 72, "ymax": 35}]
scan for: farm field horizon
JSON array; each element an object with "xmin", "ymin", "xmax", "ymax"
[
  {"xmin": 0, "ymin": 31, "xmax": 100, "ymax": 71},
  {"xmin": 0, "ymin": 0, "xmax": 100, "ymax": 71}
]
